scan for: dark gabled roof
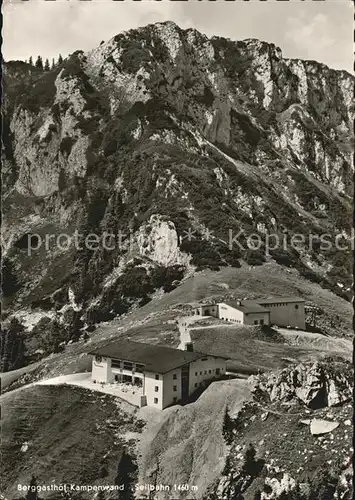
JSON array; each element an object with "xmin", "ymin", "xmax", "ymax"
[
  {"xmin": 251, "ymin": 297, "xmax": 306, "ymax": 304},
  {"xmin": 89, "ymin": 340, "xmax": 227, "ymax": 374},
  {"xmin": 222, "ymin": 301, "xmax": 270, "ymax": 314}
]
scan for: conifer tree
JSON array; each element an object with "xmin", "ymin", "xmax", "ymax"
[
  {"xmin": 44, "ymin": 58, "xmax": 50, "ymax": 71},
  {"xmin": 58, "ymin": 54, "xmax": 63, "ymax": 65},
  {"xmin": 115, "ymin": 448, "xmax": 137, "ymax": 499},
  {"xmin": 0, "ymin": 318, "xmax": 26, "ymax": 372},
  {"xmin": 25, "ymin": 475, "xmax": 39, "ymax": 500},
  {"xmin": 29, "ymin": 56, "xmax": 33, "ymax": 65},
  {"xmin": 51, "ymin": 57, "xmax": 55, "ymax": 69},
  {"xmin": 222, "ymin": 406, "xmax": 235, "ymax": 445},
  {"xmin": 35, "ymin": 55, "xmax": 43, "ymax": 70}
]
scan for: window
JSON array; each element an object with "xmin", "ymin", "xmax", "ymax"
[
  {"xmin": 260, "ymin": 319, "xmax": 264, "ymax": 325},
  {"xmin": 173, "ymin": 373, "xmax": 177, "ymax": 379},
  {"xmin": 173, "ymin": 385, "xmax": 177, "ymax": 392},
  {"xmin": 209, "ymin": 370, "xmax": 212, "ymax": 374},
  {"xmin": 123, "ymin": 361, "xmax": 133, "ymax": 370},
  {"xmin": 216, "ymin": 368, "xmax": 220, "ymax": 375},
  {"xmin": 195, "ymin": 372, "xmax": 198, "ymax": 376},
  {"xmin": 173, "ymin": 397, "xmax": 177, "ymax": 403},
  {"xmin": 155, "ymin": 374, "xmax": 159, "ymax": 380},
  {"xmin": 201, "ymin": 357, "xmax": 208, "ymax": 361},
  {"xmin": 254, "ymin": 320, "xmax": 258, "ymax": 325},
  {"xmin": 154, "ymin": 398, "xmax": 158, "ymax": 404},
  {"xmin": 111, "ymin": 359, "xmax": 121, "ymax": 369},
  {"xmin": 204, "ymin": 371, "xmax": 207, "ymax": 375},
  {"xmin": 295, "ymin": 304, "xmax": 299, "ymax": 310},
  {"xmin": 155, "ymin": 386, "xmax": 159, "ymax": 392},
  {"xmin": 200, "ymin": 371, "xmax": 202, "ymax": 375},
  {"xmin": 96, "ymin": 356, "xmax": 102, "ymax": 363},
  {"xmin": 195, "ymin": 383, "xmax": 198, "ymax": 388}
]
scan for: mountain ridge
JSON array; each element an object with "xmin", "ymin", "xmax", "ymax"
[{"xmin": 2, "ymin": 20, "xmax": 353, "ymax": 361}]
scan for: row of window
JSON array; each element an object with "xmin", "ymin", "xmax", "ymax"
[
  {"xmin": 153, "ymin": 397, "xmax": 178, "ymax": 405},
  {"xmin": 221, "ymin": 318, "xmax": 242, "ymax": 323},
  {"xmin": 155, "ymin": 385, "xmax": 178, "ymax": 392},
  {"xmin": 194, "ymin": 368, "xmax": 222, "ymax": 377},
  {"xmin": 111, "ymin": 360, "xmax": 145, "ymax": 372},
  {"xmin": 254, "ymin": 319, "xmax": 265, "ymax": 325},
  {"xmin": 266, "ymin": 303, "xmax": 299, "ymax": 309},
  {"xmin": 157, "ymin": 373, "xmax": 177, "ymax": 380}
]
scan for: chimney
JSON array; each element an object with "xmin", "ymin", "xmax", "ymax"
[{"xmin": 185, "ymin": 342, "xmax": 193, "ymax": 352}]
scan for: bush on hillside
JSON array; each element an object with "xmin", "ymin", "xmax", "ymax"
[
  {"xmin": 20, "ymin": 69, "xmax": 60, "ymax": 113},
  {"xmin": 150, "ymin": 265, "xmax": 185, "ymax": 292},
  {"xmin": 0, "ymin": 318, "xmax": 27, "ymax": 371},
  {"xmin": 59, "ymin": 136, "xmax": 75, "ymax": 156},
  {"xmin": 31, "ymin": 317, "xmax": 68, "ymax": 354},
  {"xmin": 243, "ymin": 249, "xmax": 265, "ymax": 266},
  {"xmin": 180, "ymin": 237, "xmax": 225, "ymax": 269}
]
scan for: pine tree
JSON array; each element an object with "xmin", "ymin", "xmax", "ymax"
[
  {"xmin": 115, "ymin": 448, "xmax": 137, "ymax": 499},
  {"xmin": 26, "ymin": 475, "xmax": 39, "ymax": 500},
  {"xmin": 58, "ymin": 168, "xmax": 66, "ymax": 192},
  {"xmin": 242, "ymin": 443, "xmax": 258, "ymax": 476},
  {"xmin": 0, "ymin": 318, "xmax": 26, "ymax": 372},
  {"xmin": 44, "ymin": 58, "xmax": 50, "ymax": 71},
  {"xmin": 51, "ymin": 57, "xmax": 55, "ymax": 70},
  {"xmin": 29, "ymin": 56, "xmax": 33, "ymax": 66},
  {"xmin": 35, "ymin": 55, "xmax": 43, "ymax": 70},
  {"xmin": 1, "ymin": 257, "xmax": 20, "ymax": 297},
  {"xmin": 222, "ymin": 406, "xmax": 235, "ymax": 445},
  {"xmin": 58, "ymin": 54, "xmax": 63, "ymax": 65}
]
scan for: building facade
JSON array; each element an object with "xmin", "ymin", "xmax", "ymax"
[
  {"xmin": 218, "ymin": 302, "xmax": 270, "ymax": 325},
  {"xmin": 193, "ymin": 297, "xmax": 306, "ymax": 329},
  {"xmin": 90, "ymin": 340, "xmax": 227, "ymax": 410},
  {"xmin": 251, "ymin": 298, "xmax": 306, "ymax": 329}
]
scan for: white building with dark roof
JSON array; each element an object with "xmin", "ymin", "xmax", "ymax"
[
  {"xmin": 193, "ymin": 296, "xmax": 306, "ymax": 329},
  {"xmin": 89, "ymin": 340, "xmax": 227, "ymax": 410},
  {"xmin": 245, "ymin": 297, "xmax": 306, "ymax": 329}
]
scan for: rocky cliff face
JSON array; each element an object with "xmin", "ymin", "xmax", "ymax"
[
  {"xmin": 251, "ymin": 360, "xmax": 353, "ymax": 409},
  {"xmin": 205, "ymin": 360, "xmax": 353, "ymax": 500},
  {"xmin": 2, "ymin": 22, "xmax": 353, "ymax": 335}
]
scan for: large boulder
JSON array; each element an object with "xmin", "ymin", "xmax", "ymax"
[
  {"xmin": 251, "ymin": 360, "xmax": 353, "ymax": 409},
  {"xmin": 310, "ymin": 419, "xmax": 340, "ymax": 435}
]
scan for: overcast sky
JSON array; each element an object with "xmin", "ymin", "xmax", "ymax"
[{"xmin": 3, "ymin": 0, "xmax": 353, "ymax": 73}]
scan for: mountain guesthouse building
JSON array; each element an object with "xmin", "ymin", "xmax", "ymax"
[
  {"xmin": 90, "ymin": 340, "xmax": 227, "ymax": 410},
  {"xmin": 193, "ymin": 297, "xmax": 306, "ymax": 330}
]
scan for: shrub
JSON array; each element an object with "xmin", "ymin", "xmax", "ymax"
[
  {"xmin": 180, "ymin": 237, "xmax": 225, "ymax": 269},
  {"xmin": 1, "ymin": 258, "xmax": 21, "ymax": 297},
  {"xmin": 150, "ymin": 265, "xmax": 185, "ymax": 292},
  {"xmin": 20, "ymin": 68, "xmax": 60, "ymax": 113},
  {"xmin": 60, "ymin": 136, "xmax": 75, "ymax": 156},
  {"xmin": 120, "ymin": 267, "xmax": 154, "ymax": 298},
  {"xmin": 243, "ymin": 249, "xmax": 265, "ymax": 266},
  {"xmin": 270, "ymin": 249, "xmax": 295, "ymax": 268},
  {"xmin": 222, "ymin": 407, "xmax": 235, "ymax": 445},
  {"xmin": 242, "ymin": 443, "xmax": 264, "ymax": 477},
  {"xmin": 195, "ymin": 85, "xmax": 215, "ymax": 106},
  {"xmin": 0, "ymin": 318, "xmax": 26, "ymax": 371}
]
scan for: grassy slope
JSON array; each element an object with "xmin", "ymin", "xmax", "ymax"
[
  {"xmin": 1, "ymin": 385, "xmax": 141, "ymax": 499},
  {"xmin": 190, "ymin": 326, "xmax": 335, "ymax": 373},
  {"xmin": 2, "ymin": 262, "xmax": 352, "ymax": 392},
  {"xmin": 138, "ymin": 379, "xmax": 253, "ymax": 500}
]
